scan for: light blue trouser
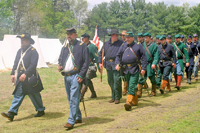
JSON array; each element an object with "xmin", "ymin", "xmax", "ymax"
[
  {"xmin": 169, "ymin": 72, "xmax": 172, "ymax": 80},
  {"xmin": 64, "ymin": 74, "xmax": 82, "ymax": 125},
  {"xmin": 174, "ymin": 61, "xmax": 183, "ymax": 76},
  {"xmin": 9, "ymin": 83, "xmax": 45, "ymax": 114},
  {"xmin": 193, "ymin": 56, "xmax": 199, "ymax": 78}
]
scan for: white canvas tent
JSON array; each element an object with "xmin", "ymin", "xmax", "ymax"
[
  {"xmin": 0, "ymin": 41, "xmax": 6, "ymax": 70},
  {"xmin": 39, "ymin": 38, "xmax": 62, "ymax": 64},
  {"xmin": 1, "ymin": 35, "xmax": 48, "ymax": 69}
]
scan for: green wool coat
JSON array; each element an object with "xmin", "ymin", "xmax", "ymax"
[
  {"xmin": 172, "ymin": 42, "xmax": 189, "ymax": 72},
  {"xmin": 142, "ymin": 42, "xmax": 159, "ymax": 77},
  {"xmin": 87, "ymin": 42, "xmax": 99, "ymax": 69}
]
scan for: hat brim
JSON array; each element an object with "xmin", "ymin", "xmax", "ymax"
[
  {"xmin": 108, "ymin": 33, "xmax": 121, "ymax": 36},
  {"xmin": 17, "ymin": 36, "xmax": 35, "ymax": 44}
]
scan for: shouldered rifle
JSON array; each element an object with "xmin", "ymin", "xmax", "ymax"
[{"xmin": 100, "ymin": 36, "xmax": 105, "ymax": 82}]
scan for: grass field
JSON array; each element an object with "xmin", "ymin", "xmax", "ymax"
[{"xmin": 0, "ymin": 65, "xmax": 200, "ymax": 133}]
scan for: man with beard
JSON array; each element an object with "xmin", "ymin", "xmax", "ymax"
[
  {"xmin": 99, "ymin": 29, "xmax": 123, "ymax": 104},
  {"xmin": 1, "ymin": 33, "xmax": 45, "ymax": 121},
  {"xmin": 58, "ymin": 28, "xmax": 89, "ymax": 129},
  {"xmin": 115, "ymin": 32, "xmax": 147, "ymax": 111}
]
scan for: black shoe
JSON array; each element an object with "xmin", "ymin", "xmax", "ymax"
[
  {"xmin": 176, "ymin": 86, "xmax": 180, "ymax": 90},
  {"xmin": 1, "ymin": 112, "xmax": 15, "ymax": 121},
  {"xmin": 160, "ymin": 89, "xmax": 164, "ymax": 94},
  {"xmin": 90, "ymin": 92, "xmax": 97, "ymax": 98},
  {"xmin": 34, "ymin": 111, "xmax": 45, "ymax": 117}
]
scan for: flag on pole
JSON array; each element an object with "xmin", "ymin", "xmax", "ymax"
[{"xmin": 93, "ymin": 25, "xmax": 100, "ymax": 49}]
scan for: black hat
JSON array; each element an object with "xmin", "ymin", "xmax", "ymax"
[
  {"xmin": 16, "ymin": 33, "xmax": 35, "ymax": 44},
  {"xmin": 66, "ymin": 28, "xmax": 77, "ymax": 33},
  {"xmin": 108, "ymin": 29, "xmax": 121, "ymax": 36},
  {"xmin": 81, "ymin": 33, "xmax": 90, "ymax": 38}
]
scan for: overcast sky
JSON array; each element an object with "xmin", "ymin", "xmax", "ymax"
[{"xmin": 87, "ymin": 0, "xmax": 200, "ymax": 10}]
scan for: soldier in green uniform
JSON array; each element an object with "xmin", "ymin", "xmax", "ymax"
[
  {"xmin": 137, "ymin": 32, "xmax": 159, "ymax": 97},
  {"xmin": 80, "ymin": 33, "xmax": 99, "ymax": 99},
  {"xmin": 172, "ymin": 34, "xmax": 189, "ymax": 90},
  {"xmin": 155, "ymin": 35, "xmax": 162, "ymax": 89}
]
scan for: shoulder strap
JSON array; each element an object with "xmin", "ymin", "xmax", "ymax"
[
  {"xmin": 68, "ymin": 43, "xmax": 75, "ymax": 60},
  {"xmin": 174, "ymin": 42, "xmax": 185, "ymax": 59},
  {"xmin": 145, "ymin": 43, "xmax": 153, "ymax": 61},
  {"xmin": 16, "ymin": 46, "xmax": 32, "ymax": 72},
  {"xmin": 129, "ymin": 47, "xmax": 139, "ymax": 63},
  {"xmin": 161, "ymin": 44, "xmax": 173, "ymax": 62}
]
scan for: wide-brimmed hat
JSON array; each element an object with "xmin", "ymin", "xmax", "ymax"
[
  {"xmin": 66, "ymin": 28, "xmax": 77, "ymax": 34},
  {"xmin": 16, "ymin": 33, "xmax": 35, "ymax": 44},
  {"xmin": 108, "ymin": 29, "xmax": 121, "ymax": 36}
]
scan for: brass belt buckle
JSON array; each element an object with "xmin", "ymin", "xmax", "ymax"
[
  {"xmin": 109, "ymin": 59, "xmax": 113, "ymax": 62},
  {"xmin": 127, "ymin": 64, "xmax": 131, "ymax": 67},
  {"xmin": 67, "ymin": 73, "xmax": 71, "ymax": 76}
]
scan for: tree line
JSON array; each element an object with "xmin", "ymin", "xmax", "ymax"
[{"xmin": 1, "ymin": 0, "xmax": 200, "ymax": 42}]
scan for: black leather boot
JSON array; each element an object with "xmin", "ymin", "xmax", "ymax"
[
  {"xmin": 34, "ymin": 111, "xmax": 45, "ymax": 117},
  {"xmin": 88, "ymin": 82, "xmax": 97, "ymax": 98},
  {"xmin": 1, "ymin": 112, "xmax": 16, "ymax": 121}
]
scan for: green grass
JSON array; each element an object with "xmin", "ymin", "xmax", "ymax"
[{"xmin": 0, "ymin": 65, "xmax": 200, "ymax": 133}]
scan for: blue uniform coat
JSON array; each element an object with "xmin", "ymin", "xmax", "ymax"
[
  {"xmin": 115, "ymin": 41, "xmax": 147, "ymax": 74},
  {"xmin": 58, "ymin": 40, "xmax": 89, "ymax": 79},
  {"xmin": 11, "ymin": 46, "xmax": 44, "ymax": 95},
  {"xmin": 98, "ymin": 39, "xmax": 123, "ymax": 70}
]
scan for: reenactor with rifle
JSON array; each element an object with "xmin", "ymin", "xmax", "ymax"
[
  {"xmin": 137, "ymin": 32, "xmax": 159, "ymax": 97},
  {"xmin": 115, "ymin": 32, "xmax": 147, "ymax": 111},
  {"xmin": 98, "ymin": 29, "xmax": 123, "ymax": 104},
  {"xmin": 81, "ymin": 33, "xmax": 99, "ymax": 99},
  {"xmin": 172, "ymin": 34, "xmax": 189, "ymax": 90},
  {"xmin": 158, "ymin": 35, "xmax": 176, "ymax": 94}
]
